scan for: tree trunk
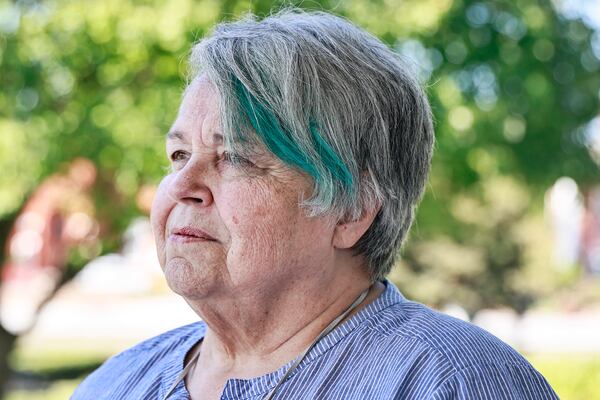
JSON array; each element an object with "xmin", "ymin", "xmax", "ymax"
[
  {"xmin": 0, "ymin": 213, "xmax": 19, "ymax": 396},
  {"xmin": 0, "ymin": 326, "xmax": 15, "ymax": 398}
]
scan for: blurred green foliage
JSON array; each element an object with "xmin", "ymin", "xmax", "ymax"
[
  {"xmin": 528, "ymin": 354, "xmax": 600, "ymax": 400},
  {"xmin": 1, "ymin": 0, "xmax": 599, "ymax": 312}
]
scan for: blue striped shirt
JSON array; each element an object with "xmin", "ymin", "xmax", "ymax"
[{"xmin": 72, "ymin": 281, "xmax": 558, "ymax": 399}]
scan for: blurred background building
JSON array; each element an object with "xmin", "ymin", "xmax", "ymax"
[{"xmin": 1, "ymin": 0, "xmax": 600, "ymax": 399}]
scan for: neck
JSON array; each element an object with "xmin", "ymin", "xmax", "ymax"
[{"xmin": 185, "ymin": 257, "xmax": 379, "ymax": 377}]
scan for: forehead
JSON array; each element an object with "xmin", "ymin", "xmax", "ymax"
[{"xmin": 168, "ymin": 77, "xmax": 223, "ymax": 146}]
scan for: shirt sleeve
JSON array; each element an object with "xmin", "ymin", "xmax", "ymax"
[
  {"xmin": 428, "ymin": 363, "xmax": 560, "ymax": 400},
  {"xmin": 70, "ymin": 352, "xmax": 136, "ymax": 400}
]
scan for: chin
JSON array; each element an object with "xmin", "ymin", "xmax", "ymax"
[{"xmin": 163, "ymin": 257, "xmax": 219, "ymax": 300}]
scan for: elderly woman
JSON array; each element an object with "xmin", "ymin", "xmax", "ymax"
[{"xmin": 73, "ymin": 10, "xmax": 557, "ymax": 400}]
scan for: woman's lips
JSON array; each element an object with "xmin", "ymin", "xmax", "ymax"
[{"xmin": 169, "ymin": 227, "xmax": 217, "ymax": 243}]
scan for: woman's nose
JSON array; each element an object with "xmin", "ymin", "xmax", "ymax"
[{"xmin": 167, "ymin": 157, "xmax": 214, "ymax": 206}]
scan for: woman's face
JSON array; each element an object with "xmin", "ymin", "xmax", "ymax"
[{"xmin": 151, "ymin": 78, "xmax": 336, "ymax": 301}]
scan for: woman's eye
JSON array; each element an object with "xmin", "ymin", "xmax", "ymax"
[{"xmin": 170, "ymin": 150, "xmax": 188, "ymax": 162}]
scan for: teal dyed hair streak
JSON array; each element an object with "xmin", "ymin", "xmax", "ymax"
[{"xmin": 234, "ymin": 78, "xmax": 355, "ymax": 196}]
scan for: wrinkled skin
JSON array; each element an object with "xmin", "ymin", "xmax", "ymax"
[{"xmin": 151, "ymin": 77, "xmax": 338, "ymax": 303}]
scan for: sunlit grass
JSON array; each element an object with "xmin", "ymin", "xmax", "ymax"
[
  {"xmin": 9, "ymin": 346, "xmax": 109, "ymax": 375},
  {"xmin": 5, "ymin": 379, "xmax": 81, "ymax": 400},
  {"xmin": 6, "ymin": 345, "xmax": 106, "ymax": 399},
  {"xmin": 527, "ymin": 354, "xmax": 600, "ymax": 400}
]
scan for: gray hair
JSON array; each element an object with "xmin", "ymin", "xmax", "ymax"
[{"xmin": 189, "ymin": 9, "xmax": 434, "ymax": 281}]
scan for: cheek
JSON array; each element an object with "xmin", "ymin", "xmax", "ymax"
[
  {"xmin": 218, "ymin": 183, "xmax": 282, "ymax": 236},
  {"xmin": 150, "ymin": 175, "xmax": 175, "ymax": 264},
  {"xmin": 218, "ymin": 184, "xmax": 299, "ymax": 266}
]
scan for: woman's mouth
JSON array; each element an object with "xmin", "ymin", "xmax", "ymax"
[{"xmin": 169, "ymin": 227, "xmax": 217, "ymax": 243}]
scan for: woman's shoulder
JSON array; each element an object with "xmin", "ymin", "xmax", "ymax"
[
  {"xmin": 71, "ymin": 321, "xmax": 206, "ymax": 399},
  {"xmin": 366, "ymin": 283, "xmax": 530, "ymax": 370},
  {"xmin": 368, "ymin": 296, "xmax": 529, "ymax": 370},
  {"xmin": 348, "ymin": 288, "xmax": 558, "ymax": 398}
]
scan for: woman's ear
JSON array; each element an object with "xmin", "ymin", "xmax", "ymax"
[{"xmin": 332, "ymin": 205, "xmax": 381, "ymax": 249}]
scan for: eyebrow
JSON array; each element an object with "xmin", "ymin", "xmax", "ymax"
[
  {"xmin": 166, "ymin": 130, "xmax": 225, "ymax": 146},
  {"xmin": 166, "ymin": 130, "xmax": 185, "ymax": 141}
]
